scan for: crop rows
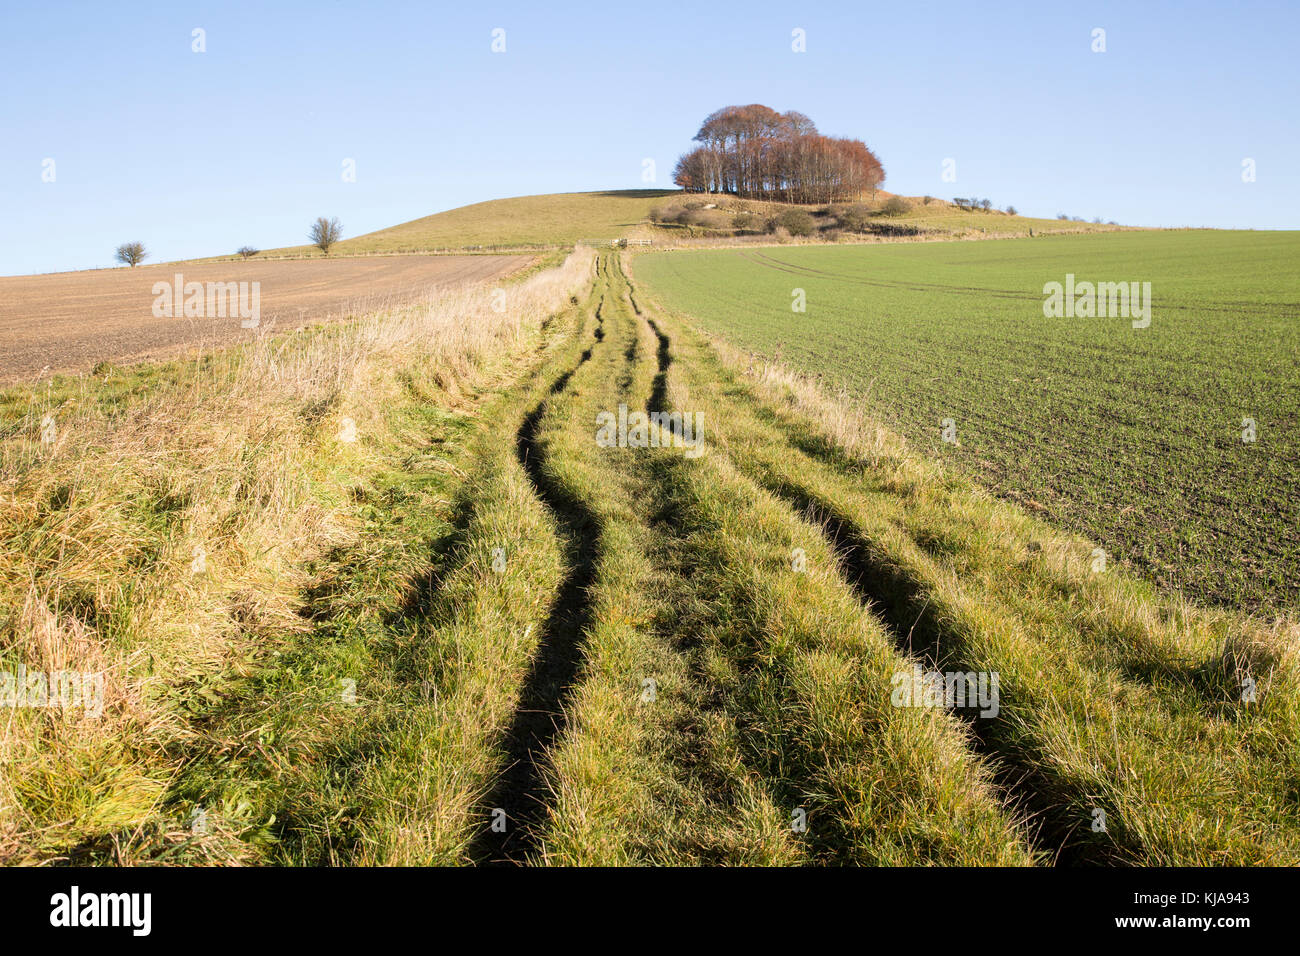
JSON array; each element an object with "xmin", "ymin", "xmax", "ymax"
[{"xmin": 633, "ymin": 232, "xmax": 1300, "ymax": 611}]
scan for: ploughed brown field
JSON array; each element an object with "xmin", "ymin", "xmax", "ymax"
[{"xmin": 0, "ymin": 254, "xmax": 534, "ymax": 383}]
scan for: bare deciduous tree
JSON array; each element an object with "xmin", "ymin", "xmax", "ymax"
[
  {"xmin": 115, "ymin": 242, "xmax": 147, "ymax": 267},
  {"xmin": 237, "ymin": 246, "xmax": 260, "ymax": 260},
  {"xmin": 309, "ymin": 217, "xmax": 342, "ymax": 255}
]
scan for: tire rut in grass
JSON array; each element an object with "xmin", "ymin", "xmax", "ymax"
[
  {"xmin": 635, "ymin": 307, "xmax": 926, "ymax": 861},
  {"xmin": 647, "ymin": 318, "xmax": 673, "ymax": 424},
  {"xmin": 632, "ymin": 290, "xmax": 1109, "ymax": 861},
  {"xmin": 702, "ymin": 416, "xmax": 1130, "ymax": 864},
  {"xmin": 536, "ymin": 260, "xmax": 802, "ymax": 863},
  {"xmin": 470, "ymin": 298, "xmax": 606, "ymax": 865},
  {"xmin": 683, "ymin": 357, "xmax": 1200, "ymax": 862},
  {"xmin": 635, "ymin": 319, "xmax": 799, "ymax": 859},
  {"xmin": 772, "ymin": 488, "xmax": 1093, "ymax": 863}
]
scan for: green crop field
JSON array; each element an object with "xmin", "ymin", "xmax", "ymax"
[{"xmin": 634, "ymin": 231, "xmax": 1300, "ymax": 612}]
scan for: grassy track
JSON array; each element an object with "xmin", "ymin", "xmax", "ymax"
[
  {"xmin": 523, "ymin": 256, "xmax": 807, "ymax": 864},
  {"xmin": 634, "ymin": 232, "xmax": 1300, "ymax": 611},
  {"xmin": 516, "ymin": 254, "xmax": 1037, "ymax": 864}
]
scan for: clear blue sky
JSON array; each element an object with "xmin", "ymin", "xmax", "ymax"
[{"xmin": 2, "ymin": 0, "xmax": 1296, "ymax": 275}]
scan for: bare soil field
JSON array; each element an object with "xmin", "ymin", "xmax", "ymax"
[{"xmin": 0, "ymin": 254, "xmax": 533, "ymax": 382}]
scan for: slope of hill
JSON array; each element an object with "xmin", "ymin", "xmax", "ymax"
[
  {"xmin": 216, "ymin": 190, "xmax": 1125, "ymax": 262},
  {"xmin": 645, "ymin": 190, "xmax": 1126, "ymax": 242},
  {"xmin": 254, "ymin": 190, "xmax": 679, "ymax": 259}
]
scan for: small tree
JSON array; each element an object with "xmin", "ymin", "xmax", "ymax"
[
  {"xmin": 115, "ymin": 242, "xmax": 147, "ymax": 267},
  {"xmin": 1006, "ymin": 205, "xmax": 1018, "ymax": 216},
  {"xmin": 980, "ymin": 198, "xmax": 992, "ymax": 211},
  {"xmin": 309, "ymin": 217, "xmax": 342, "ymax": 255},
  {"xmin": 237, "ymin": 246, "xmax": 260, "ymax": 260}
]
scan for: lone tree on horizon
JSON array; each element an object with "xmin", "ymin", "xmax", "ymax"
[
  {"xmin": 237, "ymin": 245, "xmax": 260, "ymax": 260},
  {"xmin": 309, "ymin": 217, "xmax": 342, "ymax": 256},
  {"xmin": 115, "ymin": 242, "xmax": 147, "ymax": 267}
]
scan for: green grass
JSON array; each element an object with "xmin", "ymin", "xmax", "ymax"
[
  {"xmin": 523, "ymin": 256, "xmax": 803, "ymax": 864},
  {"xmin": 517, "ymin": 254, "xmax": 1035, "ymax": 864},
  {"xmin": 633, "ymin": 231, "xmax": 1300, "ymax": 612},
  {"xmin": 535, "ymin": 250, "xmax": 1300, "ymax": 865},
  {"xmin": 8, "ymin": 175, "xmax": 1298, "ymax": 869}
]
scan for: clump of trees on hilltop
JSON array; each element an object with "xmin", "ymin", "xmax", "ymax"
[{"xmin": 673, "ymin": 105, "xmax": 884, "ymax": 204}]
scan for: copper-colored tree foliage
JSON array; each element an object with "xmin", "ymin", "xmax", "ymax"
[{"xmin": 673, "ymin": 105, "xmax": 884, "ymax": 203}]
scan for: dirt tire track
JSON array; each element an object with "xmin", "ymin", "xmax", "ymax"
[{"xmin": 470, "ymin": 262, "xmax": 613, "ymax": 865}]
